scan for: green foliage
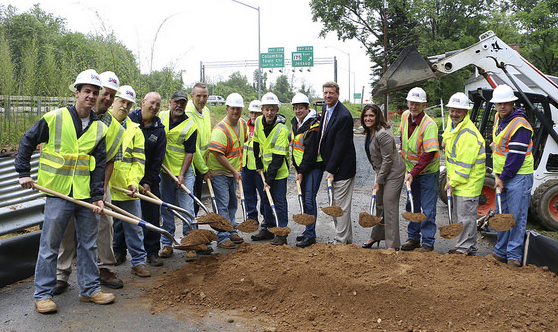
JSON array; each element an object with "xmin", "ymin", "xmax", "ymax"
[
  {"xmin": 0, "ymin": 29, "xmax": 15, "ymax": 95},
  {"xmin": 213, "ymin": 72, "xmax": 258, "ymax": 102},
  {"xmin": 272, "ymin": 75, "xmax": 295, "ymax": 103}
]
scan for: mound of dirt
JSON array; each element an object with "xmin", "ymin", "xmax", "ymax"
[
  {"xmin": 147, "ymin": 243, "xmax": 558, "ymax": 331},
  {"xmin": 321, "ymin": 206, "xmax": 343, "ymax": 217},
  {"xmin": 237, "ymin": 219, "xmax": 259, "ymax": 233},
  {"xmin": 292, "ymin": 214, "xmax": 316, "ymax": 225},
  {"xmin": 438, "ymin": 222, "xmax": 464, "ymax": 239},
  {"xmin": 358, "ymin": 212, "xmax": 381, "ymax": 227},
  {"xmin": 402, "ymin": 211, "xmax": 427, "ymax": 223},
  {"xmin": 269, "ymin": 227, "xmax": 291, "ymax": 236}
]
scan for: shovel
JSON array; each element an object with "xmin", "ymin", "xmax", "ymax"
[
  {"xmin": 138, "ymin": 184, "xmax": 194, "ymax": 229},
  {"xmin": 438, "ymin": 188, "xmax": 463, "ymax": 239},
  {"xmin": 359, "ymin": 185, "xmax": 382, "ymax": 228},
  {"xmin": 401, "ymin": 180, "xmax": 427, "ymax": 223},
  {"xmin": 321, "ymin": 177, "xmax": 343, "ymax": 217},
  {"xmin": 206, "ymin": 178, "xmax": 219, "ymax": 213},
  {"xmin": 489, "ymin": 187, "xmax": 515, "ymax": 231},
  {"xmin": 259, "ymin": 171, "xmax": 280, "ymax": 227},
  {"xmin": 236, "ymin": 179, "xmax": 259, "ymax": 233},
  {"xmin": 161, "ymin": 164, "xmax": 210, "ymax": 214},
  {"xmin": 292, "ymin": 174, "xmax": 316, "ymax": 226},
  {"xmin": 32, "ymin": 183, "xmax": 196, "ymax": 250}
]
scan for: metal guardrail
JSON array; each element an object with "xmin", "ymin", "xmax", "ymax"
[{"xmin": 0, "ymin": 152, "xmax": 44, "ymax": 236}]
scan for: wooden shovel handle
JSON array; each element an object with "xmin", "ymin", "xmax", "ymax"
[{"xmin": 259, "ymin": 170, "xmax": 275, "ymax": 206}]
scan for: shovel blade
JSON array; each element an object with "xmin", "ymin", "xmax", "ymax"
[{"xmin": 372, "ymin": 45, "xmax": 437, "ymax": 96}]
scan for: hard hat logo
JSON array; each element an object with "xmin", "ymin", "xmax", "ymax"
[
  {"xmin": 126, "ymin": 90, "xmax": 134, "ymax": 97},
  {"xmin": 109, "ymin": 77, "xmax": 117, "ymax": 84}
]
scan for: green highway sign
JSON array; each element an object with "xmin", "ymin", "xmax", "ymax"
[
  {"xmin": 268, "ymin": 47, "xmax": 284, "ymax": 53},
  {"xmin": 292, "ymin": 46, "xmax": 314, "ymax": 67},
  {"xmin": 354, "ymin": 93, "xmax": 362, "ymax": 99},
  {"xmin": 261, "ymin": 52, "xmax": 284, "ymax": 68}
]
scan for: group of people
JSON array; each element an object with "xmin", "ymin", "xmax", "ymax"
[{"xmin": 15, "ymin": 67, "xmax": 532, "ymax": 315}]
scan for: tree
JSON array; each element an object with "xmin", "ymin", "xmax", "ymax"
[
  {"xmin": 214, "ymin": 72, "xmax": 257, "ymax": 102},
  {"xmin": 271, "ymin": 75, "xmax": 295, "ymax": 103},
  {"xmin": 0, "ymin": 29, "xmax": 16, "ymax": 95}
]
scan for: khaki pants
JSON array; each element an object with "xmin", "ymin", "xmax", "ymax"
[{"xmin": 332, "ymin": 177, "xmax": 355, "ymax": 244}]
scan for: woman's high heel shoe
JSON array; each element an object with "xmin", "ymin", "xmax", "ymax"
[{"xmin": 361, "ymin": 239, "xmax": 381, "ymax": 248}]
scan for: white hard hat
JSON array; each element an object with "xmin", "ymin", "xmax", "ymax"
[
  {"xmin": 261, "ymin": 92, "xmax": 281, "ymax": 106},
  {"xmin": 99, "ymin": 71, "xmax": 120, "ymax": 91},
  {"xmin": 115, "ymin": 85, "xmax": 137, "ymax": 103},
  {"xmin": 406, "ymin": 87, "xmax": 427, "ymax": 103},
  {"xmin": 69, "ymin": 69, "xmax": 104, "ymax": 92},
  {"xmin": 446, "ymin": 92, "xmax": 472, "ymax": 110},
  {"xmin": 291, "ymin": 92, "xmax": 310, "ymax": 105},
  {"xmin": 490, "ymin": 84, "xmax": 518, "ymax": 103},
  {"xmin": 226, "ymin": 93, "xmax": 244, "ymax": 108},
  {"xmin": 248, "ymin": 100, "xmax": 262, "ymax": 112}
]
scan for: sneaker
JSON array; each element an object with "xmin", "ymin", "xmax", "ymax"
[
  {"xmin": 271, "ymin": 235, "xmax": 287, "ymax": 246},
  {"xmin": 99, "ymin": 268, "xmax": 124, "ymax": 289},
  {"xmin": 131, "ymin": 264, "xmax": 151, "ymax": 277},
  {"xmin": 420, "ymin": 244, "xmax": 433, "ymax": 252},
  {"xmin": 218, "ymin": 239, "xmax": 236, "ymax": 249},
  {"xmin": 35, "ymin": 298, "xmax": 57, "ymax": 314},
  {"xmin": 114, "ymin": 252, "xmax": 127, "ymax": 266},
  {"xmin": 230, "ymin": 234, "xmax": 244, "ymax": 244},
  {"xmin": 507, "ymin": 259, "xmax": 522, "ymax": 267},
  {"xmin": 159, "ymin": 246, "xmax": 173, "ymax": 258},
  {"xmin": 146, "ymin": 254, "xmax": 164, "ymax": 267},
  {"xmin": 52, "ymin": 280, "xmax": 69, "ymax": 295},
  {"xmin": 401, "ymin": 239, "xmax": 420, "ymax": 251},
  {"xmin": 185, "ymin": 250, "xmax": 197, "ymax": 262},
  {"xmin": 251, "ymin": 229, "xmax": 274, "ymax": 241},
  {"xmin": 79, "ymin": 290, "xmax": 115, "ymax": 304},
  {"xmin": 196, "ymin": 246, "xmax": 214, "ymax": 255}
]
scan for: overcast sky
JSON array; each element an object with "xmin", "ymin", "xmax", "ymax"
[{"xmin": 8, "ymin": 0, "xmax": 375, "ymax": 102}]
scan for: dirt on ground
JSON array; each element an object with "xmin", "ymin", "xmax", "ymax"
[{"xmin": 147, "ymin": 242, "xmax": 558, "ymax": 332}]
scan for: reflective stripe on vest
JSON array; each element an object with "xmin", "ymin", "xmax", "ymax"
[
  {"xmin": 207, "ymin": 120, "xmax": 246, "ymax": 172},
  {"xmin": 491, "ymin": 113, "xmax": 534, "ymax": 174},
  {"xmin": 254, "ymin": 117, "xmax": 289, "ymax": 179},
  {"xmin": 160, "ymin": 111, "xmax": 198, "ymax": 175},
  {"xmin": 105, "ymin": 114, "xmax": 125, "ymax": 161},
  {"xmin": 290, "ymin": 122, "xmax": 322, "ymax": 166},
  {"xmin": 399, "ymin": 110, "xmax": 440, "ymax": 174}
]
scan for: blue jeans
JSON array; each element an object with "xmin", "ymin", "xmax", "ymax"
[
  {"xmin": 140, "ymin": 182, "xmax": 161, "ymax": 256},
  {"xmin": 494, "ymin": 173, "xmax": 533, "ymax": 261},
  {"xmin": 261, "ymin": 177, "xmax": 288, "ymax": 229},
  {"xmin": 212, "ymin": 175, "xmax": 239, "ymax": 243},
  {"xmin": 406, "ymin": 171, "xmax": 439, "ymax": 247},
  {"xmin": 301, "ymin": 168, "xmax": 323, "ymax": 239},
  {"xmin": 112, "ymin": 199, "xmax": 147, "ymax": 267},
  {"xmin": 242, "ymin": 167, "xmax": 264, "ymax": 222},
  {"xmin": 160, "ymin": 168, "xmax": 195, "ymax": 248},
  {"xmin": 34, "ymin": 196, "xmax": 101, "ymax": 300}
]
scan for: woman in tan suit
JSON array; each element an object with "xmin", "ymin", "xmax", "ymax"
[{"xmin": 361, "ymin": 104, "xmax": 405, "ymax": 250}]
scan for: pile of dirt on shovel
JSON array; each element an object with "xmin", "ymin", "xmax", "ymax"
[{"xmin": 147, "ymin": 243, "xmax": 558, "ymax": 331}]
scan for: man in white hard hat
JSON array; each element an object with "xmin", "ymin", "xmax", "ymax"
[
  {"xmin": 399, "ymin": 87, "xmax": 440, "ymax": 252},
  {"xmin": 186, "ymin": 83, "xmax": 213, "ymax": 219},
  {"xmin": 242, "ymin": 100, "xmax": 265, "ymax": 226},
  {"xmin": 109, "ymin": 85, "xmax": 151, "ymax": 278},
  {"xmin": 207, "ymin": 93, "xmax": 248, "ymax": 249},
  {"xmin": 318, "ymin": 81, "xmax": 356, "ymax": 244},
  {"xmin": 442, "ymin": 92, "xmax": 485, "ymax": 255},
  {"xmin": 15, "ymin": 69, "xmax": 115, "ymax": 314},
  {"xmin": 290, "ymin": 93, "xmax": 323, "ymax": 248},
  {"xmin": 159, "ymin": 91, "xmax": 200, "ymax": 262},
  {"xmin": 128, "ymin": 92, "xmax": 167, "ymax": 267},
  {"xmin": 488, "ymin": 84, "xmax": 534, "ymax": 267},
  {"xmin": 55, "ymin": 71, "xmax": 124, "ymax": 295},
  {"xmin": 251, "ymin": 92, "xmax": 290, "ymax": 245}
]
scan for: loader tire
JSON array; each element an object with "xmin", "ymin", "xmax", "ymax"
[{"xmin": 531, "ymin": 180, "xmax": 558, "ymax": 231}]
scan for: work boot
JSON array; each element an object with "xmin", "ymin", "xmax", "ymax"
[
  {"xmin": 271, "ymin": 235, "xmax": 287, "ymax": 246},
  {"xmin": 131, "ymin": 264, "xmax": 151, "ymax": 277},
  {"xmin": 420, "ymin": 244, "xmax": 433, "ymax": 252},
  {"xmin": 146, "ymin": 254, "xmax": 164, "ymax": 267},
  {"xmin": 79, "ymin": 291, "xmax": 115, "ymax": 304},
  {"xmin": 159, "ymin": 246, "xmax": 173, "ymax": 258},
  {"xmin": 52, "ymin": 280, "xmax": 69, "ymax": 295},
  {"xmin": 218, "ymin": 239, "xmax": 236, "ymax": 249},
  {"xmin": 507, "ymin": 259, "xmax": 522, "ymax": 267},
  {"xmin": 230, "ymin": 234, "xmax": 244, "ymax": 244},
  {"xmin": 185, "ymin": 250, "xmax": 197, "ymax": 262},
  {"xmin": 251, "ymin": 229, "xmax": 274, "ymax": 241},
  {"xmin": 114, "ymin": 252, "xmax": 127, "ymax": 266},
  {"xmin": 35, "ymin": 298, "xmax": 57, "ymax": 314},
  {"xmin": 99, "ymin": 268, "xmax": 124, "ymax": 289},
  {"xmin": 487, "ymin": 253, "xmax": 507, "ymax": 263},
  {"xmin": 296, "ymin": 234, "xmax": 305, "ymax": 242},
  {"xmin": 296, "ymin": 237, "xmax": 316, "ymax": 248},
  {"xmin": 196, "ymin": 246, "xmax": 214, "ymax": 255},
  {"xmin": 401, "ymin": 239, "xmax": 420, "ymax": 251}
]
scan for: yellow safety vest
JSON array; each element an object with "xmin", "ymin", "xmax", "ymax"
[
  {"xmin": 290, "ymin": 121, "xmax": 322, "ymax": 166},
  {"xmin": 101, "ymin": 111, "xmax": 125, "ymax": 161},
  {"xmin": 442, "ymin": 114, "xmax": 486, "ymax": 196},
  {"xmin": 399, "ymin": 110, "xmax": 440, "ymax": 174},
  {"xmin": 253, "ymin": 116, "xmax": 289, "ymax": 180},
  {"xmin": 186, "ymin": 101, "xmax": 211, "ymax": 175},
  {"xmin": 109, "ymin": 116, "xmax": 145, "ymax": 201},
  {"xmin": 207, "ymin": 119, "xmax": 247, "ymax": 172},
  {"xmin": 160, "ymin": 111, "xmax": 199, "ymax": 176},
  {"xmin": 491, "ymin": 113, "xmax": 534, "ymax": 175},
  {"xmin": 38, "ymin": 107, "xmax": 107, "ymax": 199}
]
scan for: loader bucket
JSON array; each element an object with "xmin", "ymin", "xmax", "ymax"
[{"xmin": 372, "ymin": 45, "xmax": 436, "ymax": 96}]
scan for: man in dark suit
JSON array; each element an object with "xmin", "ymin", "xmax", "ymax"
[{"xmin": 318, "ymin": 81, "xmax": 357, "ymax": 244}]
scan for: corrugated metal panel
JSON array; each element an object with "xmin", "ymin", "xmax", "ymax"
[{"xmin": 0, "ymin": 152, "xmax": 44, "ymax": 236}]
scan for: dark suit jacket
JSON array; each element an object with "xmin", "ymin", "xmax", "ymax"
[{"xmin": 319, "ymin": 101, "xmax": 356, "ymax": 181}]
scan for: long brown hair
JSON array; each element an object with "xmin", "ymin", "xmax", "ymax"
[{"xmin": 360, "ymin": 104, "xmax": 389, "ymax": 136}]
